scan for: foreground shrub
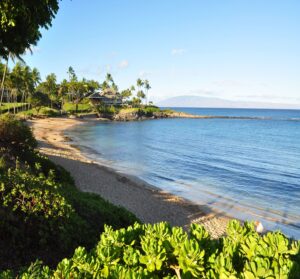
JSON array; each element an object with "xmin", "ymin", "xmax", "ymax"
[
  {"xmin": 4, "ymin": 221, "xmax": 300, "ymax": 278},
  {"xmin": 0, "ymin": 115, "xmax": 37, "ymax": 152},
  {"xmin": 0, "ymin": 162, "xmax": 138, "ymax": 270}
]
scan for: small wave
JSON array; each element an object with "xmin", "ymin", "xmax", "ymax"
[
  {"xmin": 152, "ymin": 174, "xmax": 175, "ymax": 182},
  {"xmin": 288, "ymin": 118, "xmax": 300, "ymax": 122}
]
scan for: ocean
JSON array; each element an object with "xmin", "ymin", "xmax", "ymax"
[{"xmin": 67, "ymin": 108, "xmax": 300, "ymax": 238}]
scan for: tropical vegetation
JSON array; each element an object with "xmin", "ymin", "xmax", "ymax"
[
  {"xmin": 0, "ymin": 0, "xmax": 60, "ymax": 59},
  {"xmin": 1, "ymin": 1, "xmax": 299, "ymax": 278},
  {"xmin": 0, "ymin": 61, "xmax": 155, "ymax": 117},
  {"xmin": 1, "ymin": 220, "xmax": 299, "ymax": 278},
  {"xmin": 0, "ymin": 115, "xmax": 138, "ymax": 271}
]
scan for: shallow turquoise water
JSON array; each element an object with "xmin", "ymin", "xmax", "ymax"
[{"xmin": 68, "ymin": 108, "xmax": 300, "ymax": 238}]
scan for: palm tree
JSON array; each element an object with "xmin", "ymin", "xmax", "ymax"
[
  {"xmin": 144, "ymin": 80, "xmax": 151, "ymax": 105},
  {"xmin": 10, "ymin": 88, "xmax": 18, "ymax": 114},
  {"xmin": 58, "ymin": 79, "xmax": 69, "ymax": 113},
  {"xmin": 67, "ymin": 66, "xmax": 77, "ymax": 82},
  {"xmin": 121, "ymin": 88, "xmax": 132, "ymax": 102},
  {"xmin": 31, "ymin": 68, "xmax": 41, "ymax": 87},
  {"xmin": 111, "ymin": 83, "xmax": 118, "ymax": 93},
  {"xmin": 46, "ymin": 73, "xmax": 58, "ymax": 108},
  {"xmin": 136, "ymin": 78, "xmax": 143, "ymax": 92},
  {"xmin": 22, "ymin": 65, "xmax": 33, "ymax": 111},
  {"xmin": 101, "ymin": 80, "xmax": 109, "ymax": 91},
  {"xmin": 106, "ymin": 73, "xmax": 114, "ymax": 85},
  {"xmin": 137, "ymin": 90, "xmax": 146, "ymax": 105},
  {"xmin": 10, "ymin": 62, "xmax": 25, "ymax": 112},
  {"xmin": 29, "ymin": 68, "xmax": 41, "ymax": 109}
]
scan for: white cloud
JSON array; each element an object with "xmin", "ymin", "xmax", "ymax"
[
  {"xmin": 171, "ymin": 48, "xmax": 186, "ymax": 56},
  {"xmin": 118, "ymin": 60, "xmax": 129, "ymax": 69}
]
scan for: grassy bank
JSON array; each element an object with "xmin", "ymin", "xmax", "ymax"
[
  {"xmin": 63, "ymin": 102, "xmax": 92, "ymax": 114},
  {"xmin": 0, "ymin": 103, "xmax": 26, "ymax": 113}
]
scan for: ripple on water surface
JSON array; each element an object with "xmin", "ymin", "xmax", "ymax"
[{"xmin": 67, "ymin": 108, "xmax": 300, "ymax": 238}]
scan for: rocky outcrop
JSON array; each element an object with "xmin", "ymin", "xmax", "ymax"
[
  {"xmin": 97, "ymin": 109, "xmax": 262, "ymax": 121},
  {"xmin": 111, "ymin": 110, "xmax": 205, "ymax": 121}
]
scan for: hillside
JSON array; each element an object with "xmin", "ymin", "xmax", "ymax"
[{"xmin": 157, "ymin": 95, "xmax": 300, "ymax": 109}]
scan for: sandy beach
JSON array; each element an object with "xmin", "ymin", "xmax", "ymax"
[{"xmin": 28, "ymin": 117, "xmax": 230, "ymax": 238}]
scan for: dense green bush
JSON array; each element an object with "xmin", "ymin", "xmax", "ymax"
[
  {"xmin": 0, "ymin": 161, "xmax": 138, "ymax": 270},
  {"xmin": 0, "ymin": 115, "xmax": 37, "ymax": 152},
  {"xmin": 96, "ymin": 105, "xmax": 119, "ymax": 118},
  {"xmin": 137, "ymin": 106, "xmax": 161, "ymax": 117},
  {"xmin": 39, "ymin": 107, "xmax": 60, "ymax": 117},
  {"xmin": 3, "ymin": 221, "xmax": 299, "ymax": 278},
  {"xmin": 28, "ymin": 91, "xmax": 50, "ymax": 113}
]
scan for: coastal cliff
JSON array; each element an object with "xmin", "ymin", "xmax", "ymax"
[{"xmin": 96, "ymin": 106, "xmax": 214, "ymax": 121}]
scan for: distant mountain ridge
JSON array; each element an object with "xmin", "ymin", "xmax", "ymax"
[{"xmin": 157, "ymin": 95, "xmax": 300, "ymax": 109}]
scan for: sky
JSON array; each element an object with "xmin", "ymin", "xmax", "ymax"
[{"xmin": 17, "ymin": 0, "xmax": 300, "ymax": 105}]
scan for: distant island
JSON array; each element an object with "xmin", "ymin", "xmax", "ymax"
[{"xmin": 157, "ymin": 95, "xmax": 300, "ymax": 110}]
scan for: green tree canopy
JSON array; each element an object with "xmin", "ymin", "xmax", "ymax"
[
  {"xmin": 121, "ymin": 89, "xmax": 132, "ymax": 101},
  {"xmin": 0, "ymin": 0, "xmax": 60, "ymax": 59},
  {"xmin": 28, "ymin": 91, "xmax": 50, "ymax": 112}
]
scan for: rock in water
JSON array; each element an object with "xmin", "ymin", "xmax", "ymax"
[{"xmin": 254, "ymin": 221, "xmax": 264, "ymax": 233}]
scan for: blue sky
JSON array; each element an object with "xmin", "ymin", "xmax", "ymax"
[{"xmin": 19, "ymin": 0, "xmax": 300, "ymax": 104}]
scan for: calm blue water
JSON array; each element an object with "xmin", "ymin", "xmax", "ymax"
[{"xmin": 68, "ymin": 108, "xmax": 300, "ymax": 238}]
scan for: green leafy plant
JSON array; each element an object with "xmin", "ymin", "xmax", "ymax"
[
  {"xmin": 4, "ymin": 221, "xmax": 299, "ymax": 278},
  {"xmin": 0, "ymin": 115, "xmax": 37, "ymax": 152}
]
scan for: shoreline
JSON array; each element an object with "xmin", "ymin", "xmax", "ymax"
[{"xmin": 28, "ymin": 116, "xmax": 231, "ymax": 237}]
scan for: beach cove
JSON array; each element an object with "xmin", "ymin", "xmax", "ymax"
[
  {"xmin": 28, "ymin": 117, "xmax": 230, "ymax": 238},
  {"xmin": 44, "ymin": 107, "xmax": 300, "ymax": 238}
]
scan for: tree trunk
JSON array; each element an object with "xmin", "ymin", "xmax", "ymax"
[
  {"xmin": 21, "ymin": 90, "xmax": 25, "ymax": 113},
  {"xmin": 13, "ymin": 94, "xmax": 16, "ymax": 115},
  {"xmin": 0, "ymin": 54, "xmax": 9, "ymax": 112},
  {"xmin": 76, "ymin": 98, "xmax": 78, "ymax": 114}
]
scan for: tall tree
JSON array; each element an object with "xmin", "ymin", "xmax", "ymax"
[
  {"xmin": 105, "ymin": 73, "xmax": 114, "ymax": 85},
  {"xmin": 67, "ymin": 66, "xmax": 78, "ymax": 102},
  {"xmin": 21, "ymin": 65, "xmax": 32, "ymax": 110},
  {"xmin": 37, "ymin": 73, "xmax": 58, "ymax": 108},
  {"xmin": 85, "ymin": 79, "xmax": 100, "ymax": 94},
  {"xmin": 67, "ymin": 66, "xmax": 77, "ymax": 82},
  {"xmin": 10, "ymin": 62, "xmax": 25, "ymax": 109},
  {"xmin": 137, "ymin": 90, "xmax": 146, "ymax": 104},
  {"xmin": 0, "ymin": 57, "xmax": 9, "ymax": 109},
  {"xmin": 58, "ymin": 79, "xmax": 69, "ymax": 111},
  {"xmin": 144, "ymin": 80, "xmax": 151, "ymax": 105},
  {"xmin": 101, "ymin": 81, "xmax": 109, "ymax": 91},
  {"xmin": 28, "ymin": 91, "xmax": 50, "ymax": 114},
  {"xmin": 31, "ymin": 68, "xmax": 41, "ymax": 88},
  {"xmin": 121, "ymin": 89, "xmax": 132, "ymax": 102},
  {"xmin": 0, "ymin": 0, "xmax": 60, "ymax": 59},
  {"xmin": 71, "ymin": 81, "xmax": 87, "ymax": 113},
  {"xmin": 136, "ymin": 78, "xmax": 144, "ymax": 94}
]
